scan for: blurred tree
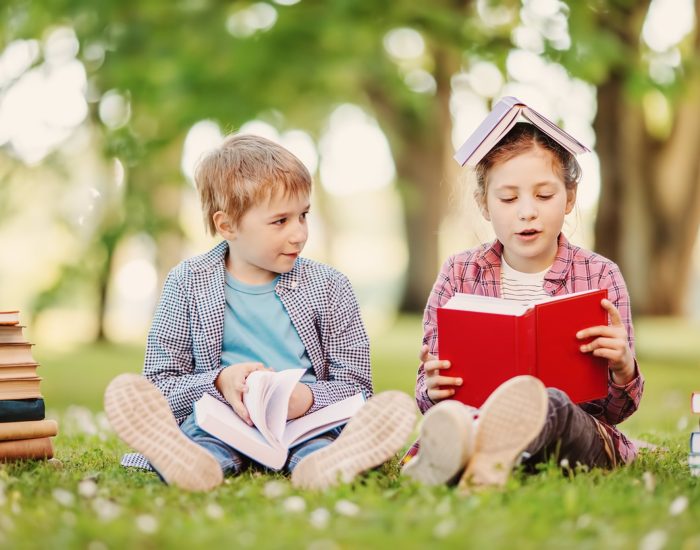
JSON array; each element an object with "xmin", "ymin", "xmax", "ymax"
[
  {"xmin": 2, "ymin": 0, "xmax": 699, "ymax": 332},
  {"xmin": 560, "ymin": 0, "xmax": 700, "ymax": 315}
]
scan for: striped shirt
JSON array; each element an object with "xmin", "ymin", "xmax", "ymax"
[
  {"xmin": 413, "ymin": 234, "xmax": 644, "ymax": 464},
  {"xmin": 500, "ymin": 257, "xmax": 551, "ymax": 305}
]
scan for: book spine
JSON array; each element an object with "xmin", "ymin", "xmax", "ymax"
[
  {"xmin": 518, "ymin": 308, "xmax": 537, "ymax": 377},
  {"xmin": 691, "ymin": 431, "xmax": 700, "ymax": 454},
  {"xmin": 0, "ymin": 399, "xmax": 45, "ymax": 423},
  {"xmin": 691, "ymin": 392, "xmax": 700, "ymax": 414},
  {"xmin": 0, "ymin": 437, "xmax": 53, "ymax": 461},
  {"xmin": 0, "ymin": 419, "xmax": 58, "ymax": 441}
]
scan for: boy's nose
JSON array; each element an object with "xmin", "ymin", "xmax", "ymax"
[{"xmin": 289, "ymin": 223, "xmax": 308, "ymax": 244}]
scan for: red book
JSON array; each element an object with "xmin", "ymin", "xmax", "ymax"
[{"xmin": 437, "ymin": 289, "xmax": 608, "ymax": 408}]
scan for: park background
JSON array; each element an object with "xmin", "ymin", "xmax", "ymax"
[{"xmin": 1, "ymin": 0, "xmax": 700, "ymax": 548}]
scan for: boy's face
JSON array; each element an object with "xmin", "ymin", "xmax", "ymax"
[
  {"xmin": 219, "ymin": 190, "xmax": 310, "ymax": 285},
  {"xmin": 481, "ymin": 148, "xmax": 576, "ymax": 273}
]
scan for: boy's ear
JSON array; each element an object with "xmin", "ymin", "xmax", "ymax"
[{"xmin": 213, "ymin": 211, "xmax": 237, "ymax": 240}]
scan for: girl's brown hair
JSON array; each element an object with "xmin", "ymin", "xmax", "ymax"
[
  {"xmin": 194, "ymin": 134, "xmax": 312, "ymax": 236},
  {"xmin": 474, "ymin": 122, "xmax": 581, "ymax": 208}
]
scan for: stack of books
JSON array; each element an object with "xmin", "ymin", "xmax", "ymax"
[
  {"xmin": 0, "ymin": 310, "xmax": 57, "ymax": 461},
  {"xmin": 690, "ymin": 392, "xmax": 700, "ymax": 476}
]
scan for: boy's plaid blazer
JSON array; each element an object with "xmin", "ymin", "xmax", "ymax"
[{"xmin": 122, "ymin": 241, "xmax": 372, "ymax": 469}]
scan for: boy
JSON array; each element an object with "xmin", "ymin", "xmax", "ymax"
[{"xmin": 105, "ymin": 134, "xmax": 415, "ymax": 491}]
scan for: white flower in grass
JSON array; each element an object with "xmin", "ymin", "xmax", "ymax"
[
  {"xmin": 136, "ymin": 514, "xmax": 158, "ymax": 534},
  {"xmin": 263, "ymin": 480, "xmax": 286, "ymax": 499},
  {"xmin": 639, "ymin": 530, "xmax": 667, "ymax": 550},
  {"xmin": 154, "ymin": 497, "xmax": 165, "ymax": 508},
  {"xmin": 206, "ymin": 503, "xmax": 224, "ymax": 519},
  {"xmin": 642, "ymin": 471, "xmax": 656, "ymax": 493},
  {"xmin": 334, "ymin": 500, "xmax": 359, "ymax": 517},
  {"xmin": 309, "ymin": 507, "xmax": 330, "ymax": 529},
  {"xmin": 92, "ymin": 498, "xmax": 121, "ymax": 522},
  {"xmin": 559, "ymin": 458, "xmax": 570, "ymax": 470},
  {"xmin": 78, "ymin": 480, "xmax": 98, "ymax": 499},
  {"xmin": 307, "ymin": 540, "xmax": 341, "ymax": 550},
  {"xmin": 669, "ymin": 496, "xmax": 688, "ymax": 516},
  {"xmin": 282, "ymin": 495, "xmax": 306, "ymax": 513},
  {"xmin": 576, "ymin": 514, "xmax": 592, "ymax": 529},
  {"xmin": 433, "ymin": 518, "xmax": 456, "ymax": 539},
  {"xmin": 10, "ymin": 502, "xmax": 20, "ymax": 515},
  {"xmin": 52, "ymin": 488, "xmax": 75, "ymax": 507}
]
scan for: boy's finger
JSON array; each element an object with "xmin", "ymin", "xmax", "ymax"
[{"xmin": 418, "ymin": 345, "xmax": 430, "ymax": 362}]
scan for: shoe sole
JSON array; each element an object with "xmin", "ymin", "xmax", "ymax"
[
  {"xmin": 104, "ymin": 373, "xmax": 223, "ymax": 491},
  {"xmin": 402, "ymin": 401, "xmax": 474, "ymax": 486},
  {"xmin": 459, "ymin": 375, "xmax": 547, "ymax": 489},
  {"xmin": 291, "ymin": 391, "xmax": 417, "ymax": 491}
]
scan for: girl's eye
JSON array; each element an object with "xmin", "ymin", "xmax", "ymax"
[
  {"xmin": 274, "ymin": 218, "xmax": 287, "ymax": 225},
  {"xmin": 538, "ymin": 194, "xmax": 554, "ymax": 200},
  {"xmin": 500, "ymin": 197, "xmax": 516, "ymax": 203}
]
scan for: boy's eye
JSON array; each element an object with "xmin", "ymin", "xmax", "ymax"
[
  {"xmin": 301, "ymin": 211, "xmax": 309, "ymax": 220},
  {"xmin": 273, "ymin": 218, "xmax": 287, "ymax": 225}
]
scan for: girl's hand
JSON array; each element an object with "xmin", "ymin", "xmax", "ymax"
[
  {"xmin": 215, "ymin": 362, "xmax": 269, "ymax": 425},
  {"xmin": 576, "ymin": 299, "xmax": 635, "ymax": 385},
  {"xmin": 421, "ymin": 344, "xmax": 463, "ymax": 402}
]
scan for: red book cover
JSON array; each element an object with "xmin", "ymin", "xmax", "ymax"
[{"xmin": 437, "ymin": 289, "xmax": 608, "ymax": 408}]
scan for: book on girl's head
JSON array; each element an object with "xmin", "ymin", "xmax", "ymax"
[
  {"xmin": 194, "ymin": 368, "xmax": 365, "ymax": 470},
  {"xmin": 437, "ymin": 288, "xmax": 608, "ymax": 408},
  {"xmin": 453, "ymin": 96, "xmax": 590, "ymax": 168}
]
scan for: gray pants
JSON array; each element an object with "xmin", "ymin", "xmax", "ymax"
[{"xmin": 523, "ymin": 388, "xmax": 616, "ymax": 470}]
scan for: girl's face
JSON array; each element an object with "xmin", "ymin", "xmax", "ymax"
[{"xmin": 481, "ymin": 147, "xmax": 576, "ymax": 273}]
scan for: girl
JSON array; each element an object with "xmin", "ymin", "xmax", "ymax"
[{"xmin": 402, "ymin": 121, "xmax": 644, "ymax": 489}]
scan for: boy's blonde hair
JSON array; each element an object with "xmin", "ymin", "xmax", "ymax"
[{"xmin": 194, "ymin": 134, "xmax": 312, "ymax": 236}]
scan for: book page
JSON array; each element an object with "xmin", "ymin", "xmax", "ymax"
[
  {"xmin": 521, "ymin": 107, "xmax": 589, "ymax": 155},
  {"xmin": 282, "ymin": 392, "xmax": 365, "ymax": 448},
  {"xmin": 442, "ymin": 293, "xmax": 530, "ymax": 316},
  {"xmin": 243, "ymin": 369, "xmax": 305, "ymax": 447}
]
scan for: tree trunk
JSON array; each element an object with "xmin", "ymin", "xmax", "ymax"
[
  {"xmin": 594, "ymin": 81, "xmax": 700, "ymax": 315},
  {"xmin": 366, "ymin": 48, "xmax": 460, "ymax": 312}
]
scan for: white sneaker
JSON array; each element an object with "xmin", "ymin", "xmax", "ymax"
[
  {"xmin": 459, "ymin": 375, "xmax": 548, "ymax": 489},
  {"xmin": 104, "ymin": 373, "xmax": 224, "ymax": 492},
  {"xmin": 291, "ymin": 391, "xmax": 416, "ymax": 491},
  {"xmin": 402, "ymin": 400, "xmax": 475, "ymax": 486}
]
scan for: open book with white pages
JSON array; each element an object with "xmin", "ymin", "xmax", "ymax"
[{"xmin": 194, "ymin": 368, "xmax": 365, "ymax": 470}]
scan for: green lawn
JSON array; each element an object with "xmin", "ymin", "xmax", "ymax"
[{"xmin": 1, "ymin": 316, "xmax": 698, "ymax": 548}]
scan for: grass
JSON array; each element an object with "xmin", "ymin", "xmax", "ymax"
[{"xmin": 0, "ymin": 315, "xmax": 698, "ymax": 548}]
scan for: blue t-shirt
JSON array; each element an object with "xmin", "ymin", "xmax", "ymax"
[{"xmin": 220, "ymin": 272, "xmax": 316, "ymax": 383}]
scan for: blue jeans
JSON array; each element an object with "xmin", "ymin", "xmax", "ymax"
[{"xmin": 179, "ymin": 413, "xmax": 343, "ymax": 476}]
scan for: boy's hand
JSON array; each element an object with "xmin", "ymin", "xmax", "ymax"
[
  {"xmin": 577, "ymin": 299, "xmax": 635, "ymax": 385},
  {"xmin": 421, "ymin": 344, "xmax": 463, "ymax": 402},
  {"xmin": 215, "ymin": 362, "xmax": 268, "ymax": 425},
  {"xmin": 287, "ymin": 383, "xmax": 313, "ymax": 420}
]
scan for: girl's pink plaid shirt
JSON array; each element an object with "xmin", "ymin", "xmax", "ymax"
[{"xmin": 412, "ymin": 233, "xmax": 644, "ymax": 465}]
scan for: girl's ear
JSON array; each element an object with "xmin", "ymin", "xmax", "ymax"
[
  {"xmin": 213, "ymin": 211, "xmax": 237, "ymax": 240},
  {"xmin": 565, "ymin": 187, "xmax": 577, "ymax": 215}
]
